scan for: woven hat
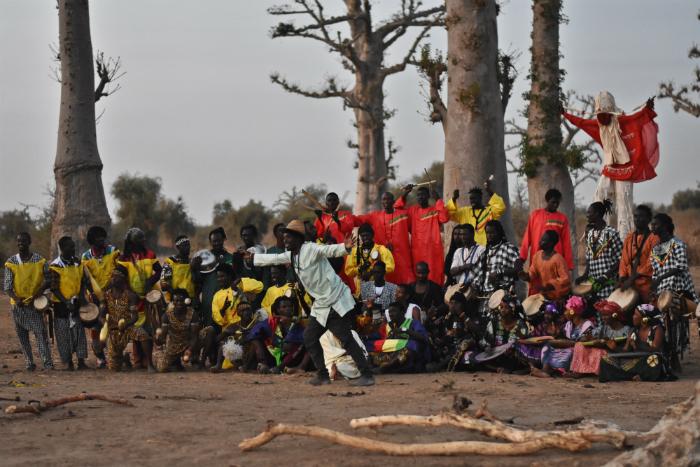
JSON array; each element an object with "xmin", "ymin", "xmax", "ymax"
[{"xmin": 283, "ymin": 219, "xmax": 306, "ymax": 237}]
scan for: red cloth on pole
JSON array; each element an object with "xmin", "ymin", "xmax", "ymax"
[
  {"xmin": 394, "ymin": 197, "xmax": 448, "ymax": 285},
  {"xmin": 354, "ymin": 210, "xmax": 415, "ymax": 285},
  {"xmin": 562, "ymin": 106, "xmax": 659, "ymax": 183}
]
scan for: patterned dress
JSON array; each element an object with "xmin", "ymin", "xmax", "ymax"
[
  {"xmin": 541, "ymin": 320, "xmax": 594, "ymax": 372},
  {"xmin": 585, "ymin": 226, "xmax": 623, "ymax": 299},
  {"xmin": 599, "ymin": 325, "xmax": 670, "ymax": 382},
  {"xmin": 161, "ymin": 306, "xmax": 198, "ymax": 369},
  {"xmin": 105, "ymin": 289, "xmax": 149, "ymax": 371}
]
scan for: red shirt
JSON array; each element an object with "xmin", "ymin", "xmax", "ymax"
[
  {"xmin": 354, "ymin": 209, "xmax": 414, "ymax": 284},
  {"xmin": 519, "ymin": 209, "xmax": 573, "ymax": 270}
]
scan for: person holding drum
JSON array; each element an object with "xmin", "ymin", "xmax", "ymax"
[
  {"xmin": 617, "ymin": 206, "xmax": 658, "ymax": 304},
  {"xmin": 3, "ymin": 232, "xmax": 54, "ymax": 371},
  {"xmin": 193, "ymin": 227, "xmax": 234, "ymax": 329},
  {"xmin": 650, "ymin": 213, "xmax": 698, "ymax": 367},
  {"xmin": 49, "ymin": 236, "xmax": 89, "ymax": 371},
  {"xmin": 359, "ymin": 261, "xmax": 397, "ymax": 321},
  {"xmin": 344, "ymin": 223, "xmax": 394, "ymax": 297},
  {"xmin": 448, "ymin": 224, "xmax": 485, "ymax": 302},
  {"xmin": 81, "ymin": 225, "xmax": 120, "ymax": 368},
  {"xmin": 518, "ymin": 230, "xmax": 571, "ymax": 302},
  {"xmin": 161, "ymin": 235, "xmax": 197, "ymax": 304},
  {"xmin": 576, "ymin": 200, "xmax": 623, "ymax": 300}
]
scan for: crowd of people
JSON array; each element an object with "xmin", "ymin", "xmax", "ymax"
[{"xmin": 3, "ymin": 181, "xmax": 698, "ymax": 386}]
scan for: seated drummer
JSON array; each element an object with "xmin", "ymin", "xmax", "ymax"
[
  {"xmin": 267, "ymin": 296, "xmax": 310, "ymax": 374},
  {"xmin": 518, "ymin": 230, "xmax": 571, "ymax": 302},
  {"xmin": 599, "ymin": 304, "xmax": 674, "ymax": 382},
  {"xmin": 481, "ymin": 294, "xmax": 529, "ymax": 374},
  {"xmin": 49, "ymin": 236, "xmax": 89, "ymax": 371},
  {"xmin": 475, "ymin": 220, "xmax": 522, "ymax": 316},
  {"xmin": 618, "ymin": 205, "xmax": 658, "ymax": 303},
  {"xmin": 211, "ymin": 301, "xmax": 274, "ymax": 373},
  {"xmin": 157, "ymin": 288, "xmax": 203, "ymax": 372}
]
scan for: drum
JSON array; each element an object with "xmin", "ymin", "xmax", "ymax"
[
  {"xmin": 444, "ymin": 284, "xmax": 477, "ymax": 304},
  {"xmin": 79, "ymin": 303, "xmax": 100, "ymax": 325},
  {"xmin": 33, "ymin": 295, "xmax": 51, "ymax": 312},
  {"xmin": 194, "ymin": 249, "xmax": 217, "ymax": 274},
  {"xmin": 145, "ymin": 290, "xmax": 164, "ymax": 330},
  {"xmin": 657, "ymin": 290, "xmax": 689, "ymax": 318},
  {"xmin": 572, "ymin": 281, "xmax": 594, "ymax": 297},
  {"xmin": 522, "ymin": 294, "xmax": 545, "ymax": 317},
  {"xmin": 608, "ymin": 288, "xmax": 639, "ymax": 313},
  {"xmin": 657, "ymin": 290, "xmax": 674, "ymax": 312},
  {"xmin": 487, "ymin": 289, "xmax": 506, "ymax": 310},
  {"xmin": 146, "ymin": 289, "xmax": 163, "ymax": 304},
  {"xmin": 474, "ymin": 343, "xmax": 513, "ymax": 363}
]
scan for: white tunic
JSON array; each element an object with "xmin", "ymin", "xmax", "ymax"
[{"xmin": 253, "ymin": 242, "xmax": 354, "ymax": 326}]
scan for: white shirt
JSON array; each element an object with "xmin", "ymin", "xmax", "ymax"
[
  {"xmin": 451, "ymin": 244, "xmax": 485, "ymax": 286},
  {"xmin": 253, "ymin": 242, "xmax": 354, "ymax": 326}
]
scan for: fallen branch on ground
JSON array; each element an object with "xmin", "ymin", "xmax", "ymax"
[
  {"xmin": 5, "ymin": 393, "xmax": 133, "ymax": 415},
  {"xmin": 238, "ymin": 422, "xmax": 592, "ymax": 455}
]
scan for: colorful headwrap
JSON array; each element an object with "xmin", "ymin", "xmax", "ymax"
[
  {"xmin": 594, "ymin": 300, "xmax": 623, "ymax": 319},
  {"xmin": 637, "ymin": 303, "xmax": 663, "ymax": 324},
  {"xmin": 175, "ymin": 236, "xmax": 190, "ymax": 247},
  {"xmin": 565, "ymin": 296, "xmax": 586, "ymax": 316},
  {"xmin": 544, "ymin": 302, "xmax": 561, "ymax": 315}
]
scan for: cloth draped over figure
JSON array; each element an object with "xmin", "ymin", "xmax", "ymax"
[{"xmin": 563, "ymin": 91, "xmax": 660, "ymax": 239}]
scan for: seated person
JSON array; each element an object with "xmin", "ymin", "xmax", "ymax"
[
  {"xmin": 516, "ymin": 302, "xmax": 561, "ymax": 371},
  {"xmin": 570, "ymin": 300, "xmax": 631, "ymax": 377},
  {"xmin": 479, "ymin": 294, "xmax": 529, "ymax": 373},
  {"xmin": 320, "ymin": 328, "xmax": 368, "ymax": 381},
  {"xmin": 344, "ymin": 223, "xmax": 395, "ymax": 296},
  {"xmin": 518, "ymin": 230, "xmax": 571, "ymax": 302},
  {"xmin": 532, "ymin": 296, "xmax": 594, "ymax": 378},
  {"xmin": 359, "ymin": 261, "xmax": 397, "ymax": 318},
  {"xmin": 367, "ymin": 302, "xmax": 430, "ymax": 374},
  {"xmin": 156, "ymin": 288, "xmax": 203, "ymax": 372},
  {"xmin": 212, "ymin": 302, "xmax": 274, "ymax": 373},
  {"xmin": 260, "ymin": 264, "xmax": 312, "ymax": 317},
  {"xmin": 410, "ymin": 261, "xmax": 443, "ymax": 313},
  {"xmin": 267, "ymin": 296, "xmax": 310, "ymax": 374},
  {"xmin": 392, "ymin": 283, "xmax": 422, "ymax": 322},
  {"xmin": 599, "ymin": 304, "xmax": 674, "ymax": 382}
]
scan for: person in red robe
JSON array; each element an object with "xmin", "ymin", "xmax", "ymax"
[
  {"xmin": 313, "ymin": 192, "xmax": 356, "ymax": 291},
  {"xmin": 354, "ymin": 191, "xmax": 414, "ymax": 285},
  {"xmin": 394, "ymin": 184, "xmax": 448, "ymax": 286},
  {"xmin": 563, "ymin": 97, "xmax": 659, "ymax": 184},
  {"xmin": 519, "ymin": 188, "xmax": 574, "ymax": 275}
]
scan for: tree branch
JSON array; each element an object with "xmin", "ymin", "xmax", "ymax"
[
  {"xmin": 375, "ymin": 4, "xmax": 446, "ymax": 39},
  {"xmin": 94, "ymin": 51, "xmax": 125, "ymax": 103},
  {"xmin": 381, "ymin": 25, "xmax": 432, "ymax": 77}
]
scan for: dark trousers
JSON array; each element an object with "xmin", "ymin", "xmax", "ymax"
[{"xmin": 303, "ymin": 309, "xmax": 371, "ymax": 378}]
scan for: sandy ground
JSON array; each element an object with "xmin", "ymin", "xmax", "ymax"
[{"xmin": 0, "ymin": 297, "xmax": 698, "ymax": 467}]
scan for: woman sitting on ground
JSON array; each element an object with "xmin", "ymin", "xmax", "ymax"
[
  {"xmin": 515, "ymin": 302, "xmax": 561, "ymax": 371},
  {"xmin": 480, "ymin": 294, "xmax": 529, "ymax": 373},
  {"xmin": 569, "ymin": 300, "xmax": 631, "ymax": 377},
  {"xmin": 368, "ymin": 302, "xmax": 430, "ymax": 374},
  {"xmin": 267, "ymin": 296, "xmax": 311, "ymax": 374},
  {"xmin": 599, "ymin": 304, "xmax": 674, "ymax": 382},
  {"xmin": 533, "ymin": 296, "xmax": 594, "ymax": 378}
]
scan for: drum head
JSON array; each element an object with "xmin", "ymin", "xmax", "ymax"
[
  {"xmin": 194, "ymin": 249, "xmax": 217, "ymax": 274},
  {"xmin": 444, "ymin": 284, "xmax": 462, "ymax": 304},
  {"xmin": 79, "ymin": 303, "xmax": 100, "ymax": 323},
  {"xmin": 474, "ymin": 343, "xmax": 512, "ymax": 363},
  {"xmin": 33, "ymin": 295, "xmax": 49, "ymax": 311},
  {"xmin": 608, "ymin": 288, "xmax": 638, "ymax": 312},
  {"xmin": 488, "ymin": 289, "xmax": 506, "ymax": 310},
  {"xmin": 146, "ymin": 289, "xmax": 163, "ymax": 304},
  {"xmin": 522, "ymin": 294, "xmax": 545, "ymax": 317},
  {"xmin": 657, "ymin": 290, "xmax": 673, "ymax": 311},
  {"xmin": 572, "ymin": 281, "xmax": 593, "ymax": 296}
]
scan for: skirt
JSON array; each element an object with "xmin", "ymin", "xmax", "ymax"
[{"xmin": 570, "ymin": 343, "xmax": 607, "ymax": 375}]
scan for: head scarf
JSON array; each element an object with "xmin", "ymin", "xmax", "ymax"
[
  {"xmin": 565, "ymin": 296, "xmax": 586, "ymax": 316},
  {"xmin": 595, "ymin": 91, "xmax": 631, "ymax": 167},
  {"xmin": 594, "ymin": 300, "xmax": 623, "ymax": 319},
  {"xmin": 544, "ymin": 302, "xmax": 561, "ymax": 315},
  {"xmin": 637, "ymin": 303, "xmax": 663, "ymax": 325}
]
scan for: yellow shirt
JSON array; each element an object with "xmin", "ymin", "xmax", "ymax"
[
  {"xmin": 164, "ymin": 257, "xmax": 195, "ymax": 298},
  {"xmin": 260, "ymin": 283, "xmax": 312, "ymax": 315},
  {"xmin": 344, "ymin": 244, "xmax": 394, "ymax": 296},
  {"xmin": 81, "ymin": 246, "xmax": 119, "ymax": 298},
  {"xmin": 49, "ymin": 258, "xmax": 84, "ymax": 303},
  {"xmin": 117, "ymin": 256, "xmax": 160, "ymax": 296},
  {"xmin": 4, "ymin": 255, "xmax": 46, "ymax": 305},
  {"xmin": 211, "ymin": 278, "xmax": 264, "ymax": 328},
  {"xmin": 446, "ymin": 194, "xmax": 506, "ymax": 245}
]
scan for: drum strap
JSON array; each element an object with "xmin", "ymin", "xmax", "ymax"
[{"xmin": 631, "ymin": 232, "xmax": 651, "ymax": 273}]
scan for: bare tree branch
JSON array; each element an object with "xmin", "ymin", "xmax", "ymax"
[
  {"xmin": 375, "ymin": 3, "xmax": 446, "ymax": 39},
  {"xmin": 94, "ymin": 51, "xmax": 125, "ymax": 103},
  {"xmin": 411, "ymin": 44, "xmax": 447, "ymax": 129},
  {"xmin": 381, "ymin": 25, "xmax": 433, "ymax": 77}
]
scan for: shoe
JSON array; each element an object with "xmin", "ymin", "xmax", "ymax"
[
  {"xmin": 76, "ymin": 360, "xmax": 90, "ymax": 370},
  {"xmin": 308, "ymin": 373, "xmax": 331, "ymax": 386},
  {"xmin": 26, "ymin": 364, "xmax": 36, "ymax": 372},
  {"xmin": 96, "ymin": 360, "xmax": 107, "ymax": 369},
  {"xmin": 349, "ymin": 374, "xmax": 375, "ymax": 387}
]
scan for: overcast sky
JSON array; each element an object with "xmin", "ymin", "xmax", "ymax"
[{"xmin": 1, "ymin": 0, "xmax": 697, "ymax": 225}]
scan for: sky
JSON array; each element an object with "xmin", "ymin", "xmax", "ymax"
[{"xmin": 0, "ymin": 0, "xmax": 698, "ymax": 225}]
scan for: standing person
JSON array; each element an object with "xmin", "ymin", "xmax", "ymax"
[
  {"xmin": 476, "ymin": 221, "xmax": 522, "ymax": 304},
  {"xmin": 237, "ymin": 224, "xmax": 266, "ymax": 284},
  {"xmin": 519, "ymin": 231, "xmax": 571, "ymax": 302},
  {"xmin": 618, "ymin": 205, "xmax": 659, "ymax": 303},
  {"xmin": 354, "ymin": 191, "xmax": 414, "ymax": 284},
  {"xmin": 519, "ymin": 189, "xmax": 574, "ymax": 272},
  {"xmin": 344, "ymin": 223, "xmax": 394, "ymax": 295},
  {"xmin": 444, "ymin": 226, "xmax": 464, "ymax": 287},
  {"xmin": 117, "ymin": 227, "xmax": 162, "ymax": 369},
  {"xmin": 247, "ymin": 219, "xmax": 375, "ymax": 386},
  {"xmin": 4, "ymin": 232, "xmax": 54, "ymax": 371},
  {"xmin": 448, "ymin": 224, "xmax": 485, "ymax": 292},
  {"xmin": 157, "ymin": 288, "xmax": 203, "ymax": 372},
  {"xmin": 576, "ymin": 200, "xmax": 623, "ymax": 300},
  {"xmin": 446, "ymin": 179, "xmax": 506, "ymax": 246},
  {"xmin": 394, "ymin": 184, "xmax": 449, "ymax": 285},
  {"xmin": 193, "ymin": 227, "xmax": 234, "ymax": 328},
  {"xmin": 267, "ymin": 223, "xmax": 287, "ymax": 254},
  {"xmin": 161, "ymin": 235, "xmax": 196, "ymax": 303},
  {"xmin": 314, "ymin": 192, "xmax": 355, "ymax": 289},
  {"xmin": 81, "ymin": 225, "xmax": 119, "ymax": 368},
  {"xmin": 49, "ymin": 236, "xmax": 88, "ymax": 370}
]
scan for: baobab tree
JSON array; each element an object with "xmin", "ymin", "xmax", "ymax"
[
  {"xmin": 51, "ymin": 0, "xmax": 112, "ymax": 253},
  {"xmin": 268, "ymin": 0, "xmax": 445, "ymax": 213}
]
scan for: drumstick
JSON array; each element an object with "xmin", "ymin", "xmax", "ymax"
[
  {"xmin": 302, "ymin": 189, "xmax": 328, "ymax": 211},
  {"xmin": 414, "ymin": 180, "xmax": 437, "ymax": 187}
]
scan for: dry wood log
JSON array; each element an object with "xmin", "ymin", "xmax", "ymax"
[
  {"xmin": 350, "ymin": 413, "xmax": 628, "ymax": 449},
  {"xmin": 5, "ymin": 393, "xmax": 133, "ymax": 415},
  {"xmin": 238, "ymin": 422, "xmax": 591, "ymax": 455},
  {"xmin": 604, "ymin": 382, "xmax": 700, "ymax": 467}
]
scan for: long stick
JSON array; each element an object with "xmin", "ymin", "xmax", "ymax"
[
  {"xmin": 5, "ymin": 393, "xmax": 133, "ymax": 415},
  {"xmin": 301, "ymin": 189, "xmax": 327, "ymax": 211},
  {"xmin": 414, "ymin": 180, "xmax": 437, "ymax": 187},
  {"xmin": 238, "ymin": 422, "xmax": 591, "ymax": 455}
]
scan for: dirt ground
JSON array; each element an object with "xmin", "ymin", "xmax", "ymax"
[{"xmin": 0, "ymin": 298, "xmax": 698, "ymax": 467}]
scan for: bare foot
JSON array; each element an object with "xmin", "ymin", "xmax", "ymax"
[
  {"xmin": 530, "ymin": 368, "xmax": 551, "ymax": 378},
  {"xmin": 632, "ymin": 375, "xmax": 642, "ymax": 382}
]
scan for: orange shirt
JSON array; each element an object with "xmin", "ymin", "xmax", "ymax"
[
  {"xmin": 528, "ymin": 250, "xmax": 571, "ymax": 301},
  {"xmin": 619, "ymin": 232, "xmax": 659, "ymax": 301}
]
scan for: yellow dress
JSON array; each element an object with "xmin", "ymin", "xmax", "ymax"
[
  {"xmin": 49, "ymin": 259, "xmax": 84, "ymax": 303},
  {"xmin": 344, "ymin": 243, "xmax": 395, "ymax": 296},
  {"xmin": 164, "ymin": 257, "xmax": 195, "ymax": 298}
]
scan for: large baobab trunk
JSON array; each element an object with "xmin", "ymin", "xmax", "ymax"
[
  {"xmin": 52, "ymin": 0, "xmax": 110, "ymax": 255},
  {"xmin": 353, "ymin": 84, "xmax": 388, "ymax": 213},
  {"xmin": 525, "ymin": 0, "xmax": 577, "ymax": 267},
  {"xmin": 443, "ymin": 0, "xmax": 515, "ymax": 239}
]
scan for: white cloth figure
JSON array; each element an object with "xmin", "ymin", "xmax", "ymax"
[
  {"xmin": 320, "ymin": 330, "xmax": 368, "ymax": 380},
  {"xmin": 594, "ymin": 176, "xmax": 634, "ymax": 240}
]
